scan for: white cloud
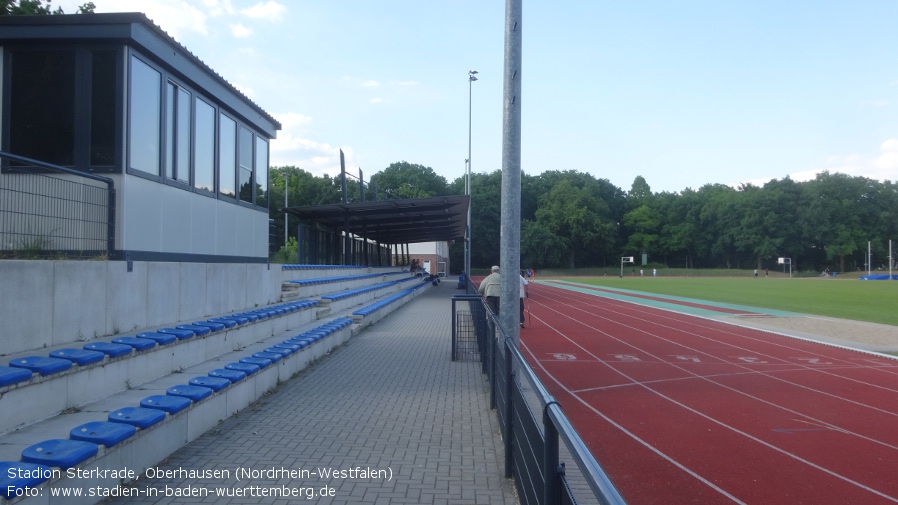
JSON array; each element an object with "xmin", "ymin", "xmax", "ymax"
[
  {"xmin": 241, "ymin": 1, "xmax": 287, "ymax": 22},
  {"xmin": 820, "ymin": 140, "xmax": 898, "ymax": 181},
  {"xmin": 398, "ymin": 81, "xmax": 419, "ymax": 87},
  {"xmin": 732, "ymin": 139, "xmax": 898, "ymax": 189},
  {"xmin": 57, "ymin": 0, "xmax": 212, "ymax": 38},
  {"xmin": 230, "ymin": 23, "xmax": 253, "ymax": 38},
  {"xmin": 369, "ymin": 98, "xmax": 384, "ymax": 104},
  {"xmin": 276, "ymin": 112, "xmax": 314, "ymax": 130},
  {"xmin": 361, "ymin": 80, "xmax": 380, "ymax": 88},
  {"xmin": 270, "ymin": 128, "xmax": 356, "ymax": 177}
]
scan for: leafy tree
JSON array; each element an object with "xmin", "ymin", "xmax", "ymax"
[
  {"xmin": 697, "ymin": 184, "xmax": 740, "ymax": 268},
  {"xmin": 622, "ymin": 204, "xmax": 660, "ymax": 258},
  {"xmin": 533, "ymin": 176, "xmax": 615, "ymax": 268},
  {"xmin": 520, "ymin": 219, "xmax": 566, "ymax": 268},
  {"xmin": 657, "ymin": 190, "xmax": 701, "ymax": 268},
  {"xmin": 627, "ymin": 175, "xmax": 653, "ymax": 206},
  {"xmin": 269, "ymin": 166, "xmax": 341, "ymax": 247},
  {"xmin": 370, "ymin": 161, "xmax": 449, "ymax": 199},
  {"xmin": 733, "ymin": 184, "xmax": 784, "ymax": 270},
  {"xmin": 469, "ymin": 170, "xmax": 503, "ymax": 268}
]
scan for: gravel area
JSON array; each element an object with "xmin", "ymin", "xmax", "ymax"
[{"xmin": 718, "ymin": 315, "xmax": 898, "ymax": 354}]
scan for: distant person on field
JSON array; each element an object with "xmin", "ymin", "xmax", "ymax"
[
  {"xmin": 519, "ymin": 273, "xmax": 529, "ymax": 328},
  {"xmin": 478, "ymin": 265, "xmax": 501, "ymax": 315},
  {"xmin": 754, "ymin": 269, "xmax": 758, "ymax": 278}
]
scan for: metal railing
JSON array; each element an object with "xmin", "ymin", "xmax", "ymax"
[
  {"xmin": 453, "ymin": 293, "xmax": 627, "ymax": 505},
  {"xmin": 0, "ymin": 151, "xmax": 115, "ymax": 259}
]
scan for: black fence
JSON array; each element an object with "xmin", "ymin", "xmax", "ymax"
[
  {"xmin": 0, "ymin": 151, "xmax": 115, "ymax": 259},
  {"xmin": 452, "ymin": 291, "xmax": 627, "ymax": 505}
]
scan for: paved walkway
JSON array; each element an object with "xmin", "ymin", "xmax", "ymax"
[{"xmin": 110, "ymin": 281, "xmax": 518, "ymax": 505}]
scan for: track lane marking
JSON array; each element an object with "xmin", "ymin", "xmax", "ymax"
[{"xmin": 522, "ymin": 311, "xmax": 898, "ymax": 503}]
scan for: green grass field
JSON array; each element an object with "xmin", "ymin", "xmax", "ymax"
[{"xmin": 547, "ymin": 274, "xmax": 898, "ymax": 327}]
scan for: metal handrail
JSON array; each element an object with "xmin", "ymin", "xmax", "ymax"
[
  {"xmin": 496, "ymin": 316, "xmax": 627, "ymax": 505},
  {"xmin": 0, "ymin": 151, "xmax": 116, "ymax": 258}
]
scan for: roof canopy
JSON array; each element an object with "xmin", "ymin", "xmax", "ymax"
[{"xmin": 285, "ymin": 195, "xmax": 469, "ymax": 245}]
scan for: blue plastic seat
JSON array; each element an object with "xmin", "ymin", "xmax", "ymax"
[
  {"xmin": 234, "ymin": 312, "xmax": 260, "ymax": 322},
  {"xmin": 284, "ymin": 339, "xmax": 311, "ymax": 349},
  {"xmin": 273, "ymin": 343, "xmax": 300, "ymax": 355},
  {"xmin": 0, "ymin": 365, "xmax": 32, "ymax": 387},
  {"xmin": 135, "ymin": 332, "xmax": 178, "ymax": 345},
  {"xmin": 242, "ymin": 310, "xmax": 268, "ymax": 320},
  {"xmin": 83, "ymin": 342, "xmax": 133, "ymax": 358},
  {"xmin": 239, "ymin": 356, "xmax": 272, "ymax": 368},
  {"xmin": 192, "ymin": 321, "xmax": 225, "ymax": 332},
  {"xmin": 70, "ymin": 421, "xmax": 137, "ymax": 447},
  {"xmin": 0, "ymin": 461, "xmax": 54, "ymax": 499},
  {"xmin": 188, "ymin": 376, "xmax": 231, "ymax": 391},
  {"xmin": 140, "ymin": 394, "xmax": 192, "ymax": 414},
  {"xmin": 160, "ymin": 327, "xmax": 199, "ymax": 339},
  {"xmin": 166, "ymin": 384, "xmax": 213, "ymax": 402},
  {"xmin": 21, "ymin": 439, "xmax": 98, "ymax": 469},
  {"xmin": 262, "ymin": 347, "xmax": 288, "ymax": 356},
  {"xmin": 112, "ymin": 336, "xmax": 157, "ymax": 351},
  {"xmin": 225, "ymin": 362, "xmax": 260, "ymax": 375},
  {"xmin": 207, "ymin": 317, "xmax": 238, "ymax": 328},
  {"xmin": 255, "ymin": 351, "xmax": 285, "ymax": 362},
  {"xmin": 208, "ymin": 368, "xmax": 246, "ymax": 382},
  {"xmin": 175, "ymin": 324, "xmax": 210, "ymax": 335},
  {"xmin": 108, "ymin": 407, "xmax": 166, "ymax": 429},
  {"xmin": 49, "ymin": 348, "xmax": 106, "ymax": 366},
  {"xmin": 217, "ymin": 315, "xmax": 249, "ymax": 325},
  {"xmin": 8, "ymin": 356, "xmax": 72, "ymax": 376}
]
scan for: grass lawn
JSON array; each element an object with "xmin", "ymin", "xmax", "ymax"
[{"xmin": 547, "ymin": 273, "xmax": 898, "ymax": 327}]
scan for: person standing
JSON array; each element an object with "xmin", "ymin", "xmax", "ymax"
[
  {"xmin": 478, "ymin": 265, "xmax": 501, "ymax": 315},
  {"xmin": 519, "ymin": 273, "xmax": 529, "ymax": 328}
]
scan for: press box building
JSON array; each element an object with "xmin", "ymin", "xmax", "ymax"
[{"xmin": 0, "ymin": 12, "xmax": 280, "ymax": 262}]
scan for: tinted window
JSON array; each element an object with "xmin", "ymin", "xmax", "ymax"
[
  {"xmin": 219, "ymin": 114, "xmax": 237, "ymax": 198},
  {"xmin": 129, "ymin": 56, "xmax": 161, "ymax": 174},
  {"xmin": 238, "ymin": 126, "xmax": 253, "ymax": 203},
  {"xmin": 10, "ymin": 50, "xmax": 76, "ymax": 165},
  {"xmin": 194, "ymin": 98, "xmax": 215, "ymax": 192},
  {"xmin": 90, "ymin": 50, "xmax": 116, "ymax": 166},
  {"xmin": 255, "ymin": 137, "xmax": 269, "ymax": 208}
]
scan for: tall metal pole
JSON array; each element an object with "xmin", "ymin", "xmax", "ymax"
[
  {"xmin": 499, "ymin": 0, "xmax": 522, "ymax": 344},
  {"xmin": 284, "ymin": 172, "xmax": 290, "ymax": 247},
  {"xmin": 466, "ymin": 71, "xmax": 477, "ymax": 281}
]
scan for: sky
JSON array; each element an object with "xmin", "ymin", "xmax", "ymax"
[{"xmin": 54, "ymin": 0, "xmax": 898, "ymax": 194}]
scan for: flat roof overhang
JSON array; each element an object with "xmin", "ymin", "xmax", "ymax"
[{"xmin": 285, "ymin": 195, "xmax": 470, "ymax": 245}]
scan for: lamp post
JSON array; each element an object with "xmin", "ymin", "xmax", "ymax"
[
  {"xmin": 466, "ymin": 70, "xmax": 477, "ymax": 282},
  {"xmin": 284, "ymin": 172, "xmax": 289, "ymax": 247}
]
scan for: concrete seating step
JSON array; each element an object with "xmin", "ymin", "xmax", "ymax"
[
  {"xmin": 107, "ymin": 407, "xmax": 166, "ymax": 429},
  {"xmin": 9, "ymin": 356, "xmax": 72, "ymax": 376},
  {"xmin": 21, "ymin": 439, "xmax": 98, "ymax": 469},
  {"xmin": 69, "ymin": 421, "xmax": 136, "ymax": 447},
  {"xmin": 139, "ymin": 395, "xmax": 191, "ymax": 414}
]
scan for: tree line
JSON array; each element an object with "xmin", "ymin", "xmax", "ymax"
[{"xmin": 270, "ymin": 162, "xmax": 898, "ymax": 274}]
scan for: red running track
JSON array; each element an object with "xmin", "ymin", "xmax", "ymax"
[{"xmin": 519, "ymin": 281, "xmax": 898, "ymax": 505}]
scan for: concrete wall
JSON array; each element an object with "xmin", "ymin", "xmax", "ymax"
[{"xmin": 0, "ymin": 260, "xmax": 283, "ymax": 356}]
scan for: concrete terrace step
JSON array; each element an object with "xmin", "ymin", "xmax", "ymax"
[
  {"xmin": 0, "ymin": 268, "xmax": 433, "ymax": 504},
  {"xmin": 0, "ymin": 300, "xmax": 320, "ymax": 436}
]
